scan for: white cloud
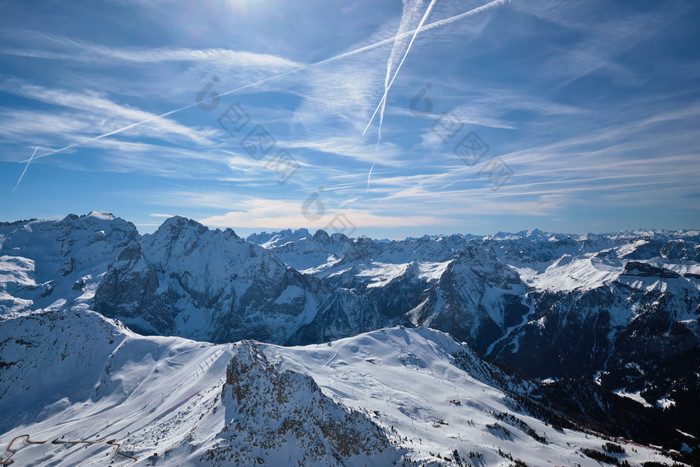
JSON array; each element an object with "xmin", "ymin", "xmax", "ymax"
[
  {"xmin": 199, "ymin": 202, "xmax": 442, "ymax": 230},
  {"xmin": 283, "ymin": 135, "xmax": 405, "ymax": 166},
  {"xmin": 2, "ymin": 33, "xmax": 303, "ymax": 70},
  {"xmin": 1, "ymin": 82, "xmax": 214, "ymax": 145}
]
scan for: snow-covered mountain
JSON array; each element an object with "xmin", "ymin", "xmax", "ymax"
[
  {"xmin": 93, "ymin": 216, "xmax": 340, "ymax": 343},
  {"xmin": 0, "ymin": 212, "xmax": 137, "ymax": 314},
  {"xmin": 250, "ymin": 225, "xmax": 700, "ymax": 439},
  {"xmin": 1, "ymin": 309, "xmax": 688, "ymax": 465},
  {"xmin": 1, "ymin": 212, "xmax": 699, "ymax": 462}
]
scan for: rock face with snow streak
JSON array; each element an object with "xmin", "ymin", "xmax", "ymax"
[{"xmin": 95, "ymin": 217, "xmax": 317, "ymax": 342}]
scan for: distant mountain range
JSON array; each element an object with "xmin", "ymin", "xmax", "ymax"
[{"xmin": 1, "ymin": 212, "xmax": 698, "ymax": 464}]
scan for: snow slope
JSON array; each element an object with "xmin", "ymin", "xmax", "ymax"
[
  {"xmin": 0, "ymin": 309, "xmax": 402, "ymax": 466},
  {"xmin": 0, "ymin": 310, "xmax": 679, "ymax": 466}
]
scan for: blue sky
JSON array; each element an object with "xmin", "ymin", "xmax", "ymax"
[{"xmin": 1, "ymin": 0, "xmax": 699, "ymax": 238}]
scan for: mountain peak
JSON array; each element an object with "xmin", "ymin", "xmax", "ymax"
[
  {"xmin": 156, "ymin": 215, "xmax": 207, "ymax": 235},
  {"xmin": 312, "ymin": 229, "xmax": 330, "ymax": 242},
  {"xmin": 86, "ymin": 211, "xmax": 116, "ymax": 220}
]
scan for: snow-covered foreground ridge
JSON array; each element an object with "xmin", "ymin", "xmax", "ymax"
[{"xmin": 0, "ymin": 309, "xmax": 680, "ymax": 466}]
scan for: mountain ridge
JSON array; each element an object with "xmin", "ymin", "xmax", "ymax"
[{"xmin": 1, "ymin": 212, "xmax": 698, "ymax": 445}]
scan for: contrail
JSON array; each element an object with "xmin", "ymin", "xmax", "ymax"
[
  {"xmin": 13, "ymin": 146, "xmax": 39, "ymax": 191},
  {"xmin": 363, "ymin": 0, "xmax": 436, "ymax": 194},
  {"xmin": 363, "ymin": 0, "xmax": 437, "ymax": 140},
  {"xmin": 362, "ymin": 0, "xmax": 511, "ymax": 137},
  {"xmin": 376, "ymin": 0, "xmax": 425, "ymax": 145},
  {"xmin": 362, "ymin": 0, "xmax": 507, "ymax": 192},
  {"xmin": 21, "ymin": 0, "xmax": 514, "ymax": 164}
]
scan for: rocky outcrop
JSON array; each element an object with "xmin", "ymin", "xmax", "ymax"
[{"xmin": 202, "ymin": 342, "xmax": 401, "ymax": 466}]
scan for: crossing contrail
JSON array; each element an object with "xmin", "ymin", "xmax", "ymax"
[
  {"xmin": 13, "ymin": 146, "xmax": 39, "ymax": 191},
  {"xmin": 362, "ymin": 0, "xmax": 436, "ymax": 195},
  {"xmin": 21, "ymin": 0, "xmax": 514, "ymax": 165},
  {"xmin": 363, "ymin": 0, "xmax": 437, "ymax": 141},
  {"xmin": 375, "ymin": 0, "xmax": 431, "ymax": 145}
]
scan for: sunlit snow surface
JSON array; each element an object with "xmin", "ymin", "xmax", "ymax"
[
  {"xmin": 0, "ymin": 310, "xmax": 675, "ymax": 466},
  {"xmin": 511, "ymin": 255, "xmax": 622, "ymax": 292}
]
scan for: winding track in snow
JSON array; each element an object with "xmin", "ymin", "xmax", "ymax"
[{"xmin": 0, "ymin": 433, "xmax": 137, "ymax": 465}]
